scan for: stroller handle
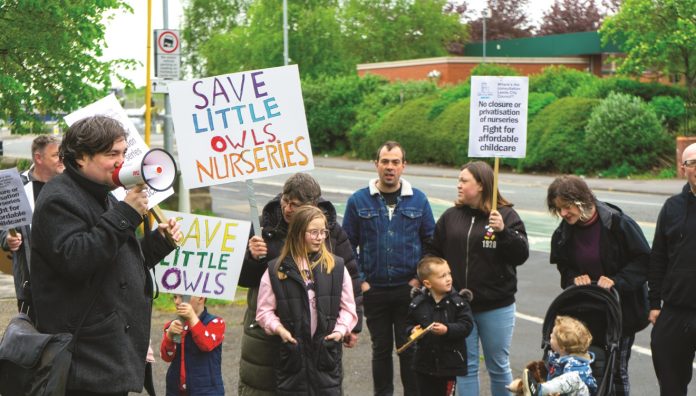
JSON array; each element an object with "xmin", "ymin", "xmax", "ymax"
[{"xmin": 564, "ymin": 281, "xmax": 621, "ymax": 303}]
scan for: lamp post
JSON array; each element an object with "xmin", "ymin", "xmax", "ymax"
[{"xmin": 482, "ymin": 0, "xmax": 498, "ymax": 64}]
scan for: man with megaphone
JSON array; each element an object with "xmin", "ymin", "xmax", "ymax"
[{"xmin": 30, "ymin": 115, "xmax": 183, "ymax": 395}]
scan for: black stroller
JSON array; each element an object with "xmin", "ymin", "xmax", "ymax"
[{"xmin": 540, "ymin": 284, "xmax": 622, "ymax": 396}]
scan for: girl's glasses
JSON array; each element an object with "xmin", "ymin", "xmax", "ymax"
[{"xmin": 306, "ymin": 229, "xmax": 330, "ymax": 239}]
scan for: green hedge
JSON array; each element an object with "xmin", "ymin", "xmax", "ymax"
[
  {"xmin": 573, "ymin": 76, "xmax": 687, "ymax": 101},
  {"xmin": 520, "ymin": 97, "xmax": 600, "ymax": 173},
  {"xmin": 585, "ymin": 93, "xmax": 671, "ymax": 173},
  {"xmin": 530, "ymin": 66, "xmax": 597, "ymax": 98},
  {"xmin": 649, "ymin": 95, "xmax": 686, "ymax": 132},
  {"xmin": 350, "ymin": 80, "xmax": 439, "ymax": 158},
  {"xmin": 302, "ymin": 74, "xmax": 385, "ymax": 154}
]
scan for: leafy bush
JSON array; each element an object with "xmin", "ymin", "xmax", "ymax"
[
  {"xmin": 429, "ymin": 83, "xmax": 471, "ymax": 119},
  {"xmin": 520, "ymin": 97, "xmax": 600, "ymax": 173},
  {"xmin": 649, "ymin": 95, "xmax": 686, "ymax": 132},
  {"xmin": 573, "ymin": 76, "xmax": 687, "ymax": 101},
  {"xmin": 530, "ymin": 66, "xmax": 597, "ymax": 98},
  {"xmin": 470, "ymin": 63, "xmax": 519, "ymax": 77},
  {"xmin": 302, "ymin": 74, "xmax": 385, "ymax": 154},
  {"xmin": 585, "ymin": 92, "xmax": 671, "ymax": 172},
  {"xmin": 527, "ymin": 92, "xmax": 557, "ymax": 118},
  {"xmin": 349, "ymin": 80, "xmax": 439, "ymax": 158},
  {"xmin": 363, "ymin": 96, "xmax": 442, "ymax": 163},
  {"xmin": 431, "ymin": 98, "xmax": 471, "ymax": 165}
]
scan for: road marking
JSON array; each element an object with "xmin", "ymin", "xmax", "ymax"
[
  {"xmin": 597, "ymin": 197, "xmax": 663, "ymax": 207},
  {"xmin": 515, "ymin": 311, "xmax": 696, "ymax": 369}
]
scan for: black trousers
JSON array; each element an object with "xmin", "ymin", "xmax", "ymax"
[
  {"xmin": 651, "ymin": 304, "xmax": 696, "ymax": 396},
  {"xmin": 416, "ymin": 372, "xmax": 452, "ymax": 396},
  {"xmin": 364, "ymin": 284, "xmax": 419, "ymax": 396}
]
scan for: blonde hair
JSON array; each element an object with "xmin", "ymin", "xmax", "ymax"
[
  {"xmin": 275, "ymin": 205, "xmax": 335, "ymax": 280},
  {"xmin": 417, "ymin": 257, "xmax": 449, "ymax": 282},
  {"xmin": 553, "ymin": 315, "xmax": 592, "ymax": 355}
]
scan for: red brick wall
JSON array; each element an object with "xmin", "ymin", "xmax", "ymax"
[{"xmin": 357, "ymin": 59, "xmax": 590, "ymax": 85}]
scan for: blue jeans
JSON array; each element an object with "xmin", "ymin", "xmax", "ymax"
[{"xmin": 457, "ymin": 303, "xmax": 515, "ymax": 396}]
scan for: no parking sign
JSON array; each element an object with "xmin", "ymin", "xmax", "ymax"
[{"xmin": 154, "ymin": 29, "xmax": 180, "ymax": 80}]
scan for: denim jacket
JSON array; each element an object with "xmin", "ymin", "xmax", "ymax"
[{"xmin": 342, "ymin": 178, "xmax": 435, "ymax": 287}]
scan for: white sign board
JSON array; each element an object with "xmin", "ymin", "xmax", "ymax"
[
  {"xmin": 0, "ymin": 168, "xmax": 33, "ymax": 230},
  {"xmin": 154, "ymin": 210, "xmax": 251, "ymax": 301},
  {"xmin": 168, "ymin": 65, "xmax": 314, "ymax": 189},
  {"xmin": 154, "ymin": 29, "xmax": 181, "ymax": 80},
  {"xmin": 64, "ymin": 94, "xmax": 174, "ymax": 208},
  {"xmin": 468, "ymin": 76, "xmax": 529, "ymax": 158}
]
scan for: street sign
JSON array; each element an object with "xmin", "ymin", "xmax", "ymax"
[{"xmin": 154, "ymin": 29, "xmax": 181, "ymax": 80}]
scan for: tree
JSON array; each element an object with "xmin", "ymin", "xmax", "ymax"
[
  {"xmin": 201, "ymin": 0, "xmax": 353, "ymax": 79},
  {"xmin": 466, "ymin": 0, "xmax": 534, "ymax": 41},
  {"xmin": 341, "ymin": 0, "xmax": 467, "ymax": 63},
  {"xmin": 181, "ymin": 0, "xmax": 248, "ymax": 77},
  {"xmin": 198, "ymin": 0, "xmax": 467, "ymax": 79},
  {"xmin": 601, "ymin": 0, "xmax": 696, "ymax": 99},
  {"xmin": 0, "ymin": 1, "xmax": 133, "ymax": 134},
  {"xmin": 538, "ymin": 0, "xmax": 602, "ymax": 36}
]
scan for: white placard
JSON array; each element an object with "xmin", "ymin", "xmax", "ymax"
[
  {"xmin": 0, "ymin": 168, "xmax": 33, "ymax": 230},
  {"xmin": 168, "ymin": 65, "xmax": 314, "ymax": 189},
  {"xmin": 468, "ymin": 76, "xmax": 529, "ymax": 158},
  {"xmin": 64, "ymin": 94, "xmax": 174, "ymax": 208},
  {"xmin": 154, "ymin": 210, "xmax": 251, "ymax": 301}
]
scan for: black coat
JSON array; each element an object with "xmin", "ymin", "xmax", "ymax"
[
  {"xmin": 550, "ymin": 201, "xmax": 650, "ymax": 335},
  {"xmin": 237, "ymin": 194, "xmax": 361, "ymax": 395},
  {"xmin": 30, "ymin": 164, "xmax": 174, "ymax": 393},
  {"xmin": 406, "ymin": 288, "xmax": 474, "ymax": 377},
  {"xmin": 426, "ymin": 205, "xmax": 529, "ymax": 313},
  {"xmin": 649, "ymin": 183, "xmax": 696, "ymax": 310}
]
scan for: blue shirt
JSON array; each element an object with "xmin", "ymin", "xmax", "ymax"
[
  {"xmin": 342, "ymin": 178, "xmax": 435, "ymax": 287},
  {"xmin": 547, "ymin": 350, "xmax": 598, "ymax": 395}
]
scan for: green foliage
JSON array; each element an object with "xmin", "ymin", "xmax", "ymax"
[
  {"xmin": 598, "ymin": 162, "xmax": 638, "ymax": 178},
  {"xmin": 649, "ymin": 95, "xmax": 686, "ymax": 132},
  {"xmin": 181, "ymin": 0, "xmax": 248, "ymax": 77},
  {"xmin": 198, "ymin": 0, "xmax": 466, "ymax": 79},
  {"xmin": 302, "ymin": 74, "xmax": 385, "ymax": 154},
  {"xmin": 349, "ymin": 80, "xmax": 438, "ymax": 158},
  {"xmin": 530, "ymin": 66, "xmax": 597, "ymax": 98},
  {"xmin": 520, "ymin": 97, "xmax": 600, "ymax": 173},
  {"xmin": 0, "ymin": 1, "xmax": 135, "ymax": 134},
  {"xmin": 527, "ymin": 92, "xmax": 557, "ymax": 118},
  {"xmin": 470, "ymin": 63, "xmax": 519, "ymax": 77},
  {"xmin": 203, "ymin": 1, "xmax": 354, "ymax": 78},
  {"xmin": 585, "ymin": 93, "xmax": 671, "ymax": 172},
  {"xmin": 573, "ymin": 76, "xmax": 687, "ymax": 101},
  {"xmin": 601, "ymin": 0, "xmax": 696, "ymax": 97},
  {"xmin": 365, "ymin": 96, "xmax": 448, "ymax": 164},
  {"xmin": 431, "ymin": 98, "xmax": 471, "ymax": 166},
  {"xmin": 428, "ymin": 83, "xmax": 471, "ymax": 119},
  {"xmin": 341, "ymin": 0, "xmax": 467, "ymax": 63}
]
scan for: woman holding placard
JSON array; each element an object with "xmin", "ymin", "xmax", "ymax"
[{"xmin": 426, "ymin": 161, "xmax": 529, "ymax": 396}]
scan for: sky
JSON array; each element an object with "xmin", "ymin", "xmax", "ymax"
[{"xmin": 103, "ymin": 0, "xmax": 556, "ymax": 88}]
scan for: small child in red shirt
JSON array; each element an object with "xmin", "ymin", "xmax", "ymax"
[{"xmin": 160, "ymin": 295, "xmax": 225, "ymax": 395}]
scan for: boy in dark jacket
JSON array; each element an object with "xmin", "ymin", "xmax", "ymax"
[
  {"xmin": 406, "ymin": 257, "xmax": 474, "ymax": 395},
  {"xmin": 160, "ymin": 295, "xmax": 225, "ymax": 396}
]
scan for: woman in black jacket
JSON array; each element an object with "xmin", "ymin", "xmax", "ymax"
[
  {"xmin": 426, "ymin": 161, "xmax": 529, "ymax": 396},
  {"xmin": 547, "ymin": 175, "xmax": 650, "ymax": 396}
]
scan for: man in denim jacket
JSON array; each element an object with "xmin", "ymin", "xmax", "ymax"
[{"xmin": 343, "ymin": 141, "xmax": 435, "ymax": 396}]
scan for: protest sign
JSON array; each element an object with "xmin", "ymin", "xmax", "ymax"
[
  {"xmin": 0, "ymin": 169, "xmax": 32, "ymax": 230},
  {"xmin": 155, "ymin": 210, "xmax": 250, "ymax": 301},
  {"xmin": 64, "ymin": 94, "xmax": 174, "ymax": 208},
  {"xmin": 468, "ymin": 76, "xmax": 529, "ymax": 158},
  {"xmin": 168, "ymin": 65, "xmax": 314, "ymax": 189}
]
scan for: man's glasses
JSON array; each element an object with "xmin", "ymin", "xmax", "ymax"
[
  {"xmin": 281, "ymin": 196, "xmax": 306, "ymax": 209},
  {"xmin": 683, "ymin": 159, "xmax": 696, "ymax": 168},
  {"xmin": 306, "ymin": 229, "xmax": 330, "ymax": 239}
]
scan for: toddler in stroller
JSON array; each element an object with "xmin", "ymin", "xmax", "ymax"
[{"xmin": 508, "ymin": 315, "xmax": 597, "ymax": 396}]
